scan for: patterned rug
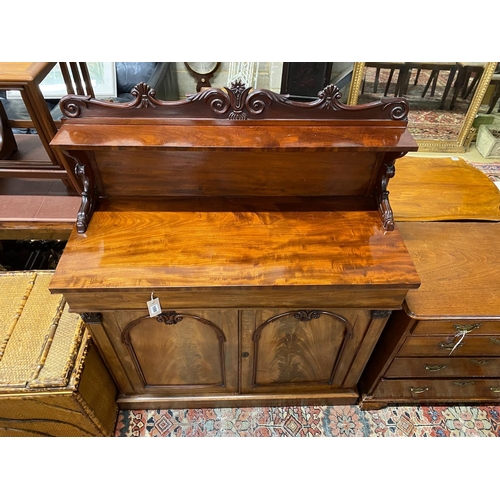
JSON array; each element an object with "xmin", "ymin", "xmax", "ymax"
[
  {"xmin": 359, "ymin": 67, "xmax": 473, "ymax": 142},
  {"xmin": 469, "ymin": 161, "xmax": 500, "ymax": 184},
  {"xmin": 115, "ymin": 404, "xmax": 500, "ymax": 437}
]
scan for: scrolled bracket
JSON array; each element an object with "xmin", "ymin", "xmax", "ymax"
[
  {"xmin": 375, "ymin": 152, "xmax": 407, "ymax": 231},
  {"xmin": 63, "ymin": 151, "xmax": 98, "ymax": 234}
]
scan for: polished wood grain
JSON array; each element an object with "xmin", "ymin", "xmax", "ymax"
[
  {"xmin": 51, "ymin": 122, "xmax": 417, "ymax": 152},
  {"xmin": 116, "ymin": 309, "xmax": 239, "ymax": 394},
  {"xmin": 92, "ymin": 150, "xmax": 380, "ymax": 198},
  {"xmin": 241, "ymin": 308, "xmax": 357, "ymax": 391},
  {"xmin": 391, "ymin": 157, "xmax": 500, "ymax": 221},
  {"xmin": 397, "ymin": 222, "xmax": 500, "ymax": 319},
  {"xmin": 50, "ymin": 210, "xmax": 419, "ymax": 295}
]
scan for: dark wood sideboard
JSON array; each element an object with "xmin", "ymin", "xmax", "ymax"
[{"xmin": 48, "ymin": 82, "xmax": 420, "ymax": 409}]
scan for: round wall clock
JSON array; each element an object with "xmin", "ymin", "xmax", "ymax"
[{"xmin": 184, "ymin": 62, "xmax": 221, "ymax": 92}]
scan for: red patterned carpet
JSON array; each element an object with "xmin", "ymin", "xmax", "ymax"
[
  {"xmin": 469, "ymin": 161, "xmax": 500, "ymax": 183},
  {"xmin": 115, "ymin": 405, "xmax": 500, "ymax": 437},
  {"xmin": 359, "ymin": 67, "xmax": 472, "ymax": 142}
]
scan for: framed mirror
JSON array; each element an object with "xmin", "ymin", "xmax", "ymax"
[{"xmin": 347, "ymin": 62, "xmax": 497, "ymax": 152}]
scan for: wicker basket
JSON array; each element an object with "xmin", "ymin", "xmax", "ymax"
[{"xmin": 0, "ymin": 271, "xmax": 118, "ymax": 436}]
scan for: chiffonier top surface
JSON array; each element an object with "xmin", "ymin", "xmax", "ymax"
[
  {"xmin": 397, "ymin": 221, "xmax": 500, "ymax": 320},
  {"xmin": 50, "ymin": 204, "xmax": 420, "ymax": 295}
]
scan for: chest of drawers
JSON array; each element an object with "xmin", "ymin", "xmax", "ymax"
[{"xmin": 359, "ymin": 221, "xmax": 500, "ymax": 409}]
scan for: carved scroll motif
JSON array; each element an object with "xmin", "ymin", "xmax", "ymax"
[
  {"xmin": 63, "ymin": 151, "xmax": 98, "ymax": 234},
  {"xmin": 59, "ymin": 81, "xmax": 410, "ymax": 121},
  {"xmin": 375, "ymin": 152, "xmax": 409, "ymax": 232}
]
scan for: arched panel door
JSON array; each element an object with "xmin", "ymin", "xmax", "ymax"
[
  {"xmin": 120, "ymin": 310, "xmax": 238, "ymax": 394},
  {"xmin": 240, "ymin": 309, "xmax": 364, "ymax": 393}
]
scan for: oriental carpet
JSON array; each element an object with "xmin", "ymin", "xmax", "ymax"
[{"xmin": 114, "ymin": 404, "xmax": 500, "ymax": 437}]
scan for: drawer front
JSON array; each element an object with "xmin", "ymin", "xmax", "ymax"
[
  {"xmin": 372, "ymin": 378, "xmax": 500, "ymax": 400},
  {"xmin": 399, "ymin": 336, "xmax": 500, "ymax": 357},
  {"xmin": 412, "ymin": 320, "xmax": 500, "ymax": 336},
  {"xmin": 386, "ymin": 357, "xmax": 500, "ymax": 378}
]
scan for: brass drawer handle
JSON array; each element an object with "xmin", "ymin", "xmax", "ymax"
[
  {"xmin": 439, "ymin": 341, "xmax": 464, "ymax": 351},
  {"xmin": 452, "ymin": 381, "xmax": 474, "ymax": 387},
  {"xmin": 490, "ymin": 337, "xmax": 500, "ymax": 345},
  {"xmin": 410, "ymin": 387, "xmax": 429, "ymax": 395},
  {"xmin": 425, "ymin": 364, "xmax": 447, "ymax": 371},
  {"xmin": 454, "ymin": 323, "xmax": 481, "ymax": 334},
  {"xmin": 470, "ymin": 359, "xmax": 491, "ymax": 366},
  {"xmin": 490, "ymin": 387, "xmax": 500, "ymax": 393}
]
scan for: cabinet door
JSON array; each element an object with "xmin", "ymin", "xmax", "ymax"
[
  {"xmin": 240, "ymin": 308, "xmax": 373, "ymax": 393},
  {"xmin": 108, "ymin": 309, "xmax": 239, "ymax": 395}
]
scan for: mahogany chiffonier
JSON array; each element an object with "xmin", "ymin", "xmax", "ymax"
[
  {"xmin": 359, "ymin": 221, "xmax": 500, "ymax": 409},
  {"xmin": 48, "ymin": 82, "xmax": 420, "ymax": 409}
]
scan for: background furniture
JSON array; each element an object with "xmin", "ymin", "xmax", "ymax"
[
  {"xmin": 48, "ymin": 82, "xmax": 419, "ymax": 409},
  {"xmin": 486, "ymin": 73, "xmax": 500, "ymax": 113},
  {"xmin": 280, "ymin": 62, "xmax": 334, "ymax": 101},
  {"xmin": 359, "ymin": 221, "xmax": 500, "ymax": 409},
  {"xmin": 0, "ymin": 63, "xmax": 84, "ymax": 193},
  {"xmin": 397, "ymin": 62, "xmax": 457, "ymax": 109},
  {"xmin": 0, "ymin": 271, "xmax": 117, "ymax": 436},
  {"xmin": 359, "ymin": 158, "xmax": 500, "ymax": 409},
  {"xmin": 390, "ymin": 156, "xmax": 500, "ymax": 222},
  {"xmin": 112, "ymin": 62, "xmax": 179, "ymax": 102},
  {"xmin": 361, "ymin": 62, "xmax": 405, "ymax": 96}
]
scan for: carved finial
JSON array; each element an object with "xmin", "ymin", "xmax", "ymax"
[
  {"xmin": 130, "ymin": 83, "xmax": 157, "ymax": 108},
  {"xmin": 226, "ymin": 80, "xmax": 252, "ymax": 120},
  {"xmin": 317, "ymin": 84, "xmax": 342, "ymax": 109}
]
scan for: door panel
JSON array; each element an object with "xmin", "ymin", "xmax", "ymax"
[
  {"xmin": 241, "ymin": 308, "xmax": 362, "ymax": 393},
  {"xmin": 112, "ymin": 309, "xmax": 238, "ymax": 394}
]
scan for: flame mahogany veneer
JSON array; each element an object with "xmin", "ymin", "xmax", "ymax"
[{"xmin": 49, "ymin": 82, "xmax": 421, "ymax": 409}]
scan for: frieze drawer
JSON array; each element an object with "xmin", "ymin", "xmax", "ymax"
[
  {"xmin": 372, "ymin": 378, "xmax": 500, "ymax": 401},
  {"xmin": 385, "ymin": 357, "xmax": 500, "ymax": 378}
]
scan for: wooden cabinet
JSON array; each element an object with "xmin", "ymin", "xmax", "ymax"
[
  {"xmin": 48, "ymin": 81, "xmax": 420, "ymax": 409},
  {"xmin": 359, "ymin": 222, "xmax": 500, "ymax": 409},
  {"xmin": 79, "ymin": 306, "xmax": 391, "ymax": 408}
]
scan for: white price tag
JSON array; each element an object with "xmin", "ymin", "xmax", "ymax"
[{"xmin": 147, "ymin": 293, "xmax": 162, "ymax": 317}]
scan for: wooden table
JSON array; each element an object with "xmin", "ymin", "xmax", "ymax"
[
  {"xmin": 390, "ymin": 156, "xmax": 500, "ymax": 222},
  {"xmin": 0, "ymin": 63, "xmax": 80, "ymax": 192}
]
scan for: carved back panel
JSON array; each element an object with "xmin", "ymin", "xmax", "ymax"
[{"xmin": 50, "ymin": 81, "xmax": 418, "ymax": 233}]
